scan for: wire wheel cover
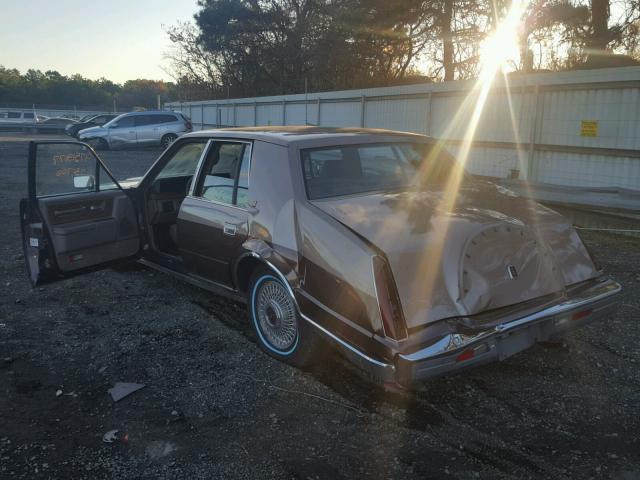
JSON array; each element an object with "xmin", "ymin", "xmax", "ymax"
[{"xmin": 255, "ymin": 279, "xmax": 298, "ymax": 351}]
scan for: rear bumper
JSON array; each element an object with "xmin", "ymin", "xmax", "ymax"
[
  {"xmin": 394, "ymin": 277, "xmax": 621, "ymax": 385},
  {"xmin": 306, "ymin": 277, "xmax": 621, "ymax": 385}
]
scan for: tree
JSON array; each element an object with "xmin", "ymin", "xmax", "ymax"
[
  {"xmin": 190, "ymin": 0, "xmax": 439, "ymax": 96},
  {"xmin": 163, "ymin": 21, "xmax": 221, "ymax": 99},
  {"xmin": 118, "ymin": 79, "xmax": 172, "ymax": 109},
  {"xmin": 0, "ymin": 66, "xmax": 179, "ymax": 110},
  {"xmin": 519, "ymin": 0, "xmax": 640, "ymax": 71},
  {"xmin": 166, "ymin": 0, "xmax": 640, "ymax": 95}
]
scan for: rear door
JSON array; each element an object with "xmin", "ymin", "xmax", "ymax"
[
  {"xmin": 20, "ymin": 141, "xmax": 142, "ymax": 286},
  {"xmin": 134, "ymin": 114, "xmax": 159, "ymax": 146},
  {"xmin": 108, "ymin": 115, "xmax": 137, "ymax": 147},
  {"xmin": 177, "ymin": 140, "xmax": 251, "ymax": 286}
]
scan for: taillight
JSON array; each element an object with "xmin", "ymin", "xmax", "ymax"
[
  {"xmin": 571, "ymin": 309, "xmax": 592, "ymax": 321},
  {"xmin": 372, "ymin": 256, "xmax": 408, "ymax": 340}
]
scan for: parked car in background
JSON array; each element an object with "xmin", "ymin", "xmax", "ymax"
[
  {"xmin": 0, "ymin": 111, "xmax": 37, "ymax": 123},
  {"xmin": 66, "ymin": 114, "xmax": 117, "ymax": 138},
  {"xmin": 78, "ymin": 111, "xmax": 192, "ymax": 149},
  {"xmin": 37, "ymin": 117, "xmax": 78, "ymax": 133},
  {"xmin": 19, "ymin": 127, "xmax": 621, "ymax": 386}
]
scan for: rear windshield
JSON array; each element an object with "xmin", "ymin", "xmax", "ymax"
[{"xmin": 301, "ymin": 142, "xmax": 461, "ymax": 200}]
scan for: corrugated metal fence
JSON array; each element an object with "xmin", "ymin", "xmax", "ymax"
[{"xmin": 167, "ymin": 66, "xmax": 640, "ymax": 194}]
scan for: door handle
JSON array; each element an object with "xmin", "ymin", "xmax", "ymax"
[{"xmin": 223, "ymin": 223, "xmax": 236, "ymax": 236}]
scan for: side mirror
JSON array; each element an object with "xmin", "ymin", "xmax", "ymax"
[
  {"xmin": 73, "ymin": 175, "xmax": 95, "ymax": 190},
  {"xmin": 108, "ymin": 123, "xmax": 118, "ymax": 129}
]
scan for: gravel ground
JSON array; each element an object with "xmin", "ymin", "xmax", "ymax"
[{"xmin": 1, "ymin": 133, "xmax": 639, "ymax": 479}]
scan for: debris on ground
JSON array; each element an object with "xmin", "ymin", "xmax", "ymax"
[
  {"xmin": 108, "ymin": 382, "xmax": 145, "ymax": 402},
  {"xmin": 102, "ymin": 430, "xmax": 120, "ymax": 444}
]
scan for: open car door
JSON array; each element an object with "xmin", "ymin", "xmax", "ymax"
[{"xmin": 20, "ymin": 141, "xmax": 142, "ymax": 286}]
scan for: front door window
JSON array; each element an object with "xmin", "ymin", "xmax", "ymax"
[
  {"xmin": 33, "ymin": 143, "xmax": 118, "ymax": 197},
  {"xmin": 155, "ymin": 141, "xmax": 208, "ymax": 180}
]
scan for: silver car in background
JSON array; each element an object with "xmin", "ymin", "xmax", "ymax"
[{"xmin": 78, "ymin": 111, "xmax": 192, "ymax": 149}]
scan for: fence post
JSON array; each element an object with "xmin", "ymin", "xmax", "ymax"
[
  {"xmin": 282, "ymin": 99, "xmax": 286, "ymax": 125},
  {"xmin": 527, "ymin": 85, "xmax": 541, "ymax": 181},
  {"xmin": 317, "ymin": 98, "xmax": 322, "ymax": 126},
  {"xmin": 201, "ymin": 104, "xmax": 204, "ymax": 130},
  {"xmin": 233, "ymin": 103, "xmax": 237, "ymax": 126},
  {"xmin": 425, "ymin": 91, "xmax": 433, "ymax": 136},
  {"xmin": 254, "ymin": 102, "xmax": 258, "ymax": 126},
  {"xmin": 360, "ymin": 96, "xmax": 366, "ymax": 127}
]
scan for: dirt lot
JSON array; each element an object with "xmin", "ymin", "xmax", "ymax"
[{"xmin": 1, "ymin": 133, "xmax": 639, "ymax": 479}]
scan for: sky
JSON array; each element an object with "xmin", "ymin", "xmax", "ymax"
[{"xmin": 0, "ymin": 0, "xmax": 199, "ymax": 83}]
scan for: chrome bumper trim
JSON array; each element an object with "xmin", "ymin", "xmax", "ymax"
[
  {"xmin": 300, "ymin": 313, "xmax": 396, "ymax": 382},
  {"xmin": 494, "ymin": 278, "xmax": 621, "ymax": 333},
  {"xmin": 396, "ymin": 278, "xmax": 622, "ymax": 383}
]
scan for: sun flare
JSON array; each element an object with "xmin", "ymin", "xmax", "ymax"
[{"xmin": 479, "ymin": 0, "xmax": 527, "ymax": 75}]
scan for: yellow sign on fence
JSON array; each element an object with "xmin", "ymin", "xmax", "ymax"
[{"xmin": 580, "ymin": 120, "xmax": 598, "ymax": 137}]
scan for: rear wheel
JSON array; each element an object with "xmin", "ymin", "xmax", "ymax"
[
  {"xmin": 161, "ymin": 133, "xmax": 178, "ymax": 149},
  {"xmin": 248, "ymin": 267, "xmax": 319, "ymax": 367}
]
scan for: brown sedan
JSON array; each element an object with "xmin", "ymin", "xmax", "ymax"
[{"xmin": 20, "ymin": 127, "xmax": 622, "ymax": 386}]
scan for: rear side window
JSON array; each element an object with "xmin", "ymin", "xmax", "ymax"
[
  {"xmin": 156, "ymin": 114, "xmax": 178, "ymax": 124},
  {"xmin": 194, "ymin": 142, "xmax": 251, "ymax": 206},
  {"xmin": 136, "ymin": 114, "xmax": 177, "ymax": 126},
  {"xmin": 24, "ymin": 113, "xmax": 34, "ymax": 119},
  {"xmin": 134, "ymin": 115, "xmax": 157, "ymax": 126}
]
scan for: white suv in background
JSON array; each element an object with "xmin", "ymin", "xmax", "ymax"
[
  {"xmin": 0, "ymin": 111, "xmax": 37, "ymax": 123},
  {"xmin": 78, "ymin": 111, "xmax": 193, "ymax": 149}
]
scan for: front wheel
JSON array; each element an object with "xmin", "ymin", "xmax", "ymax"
[{"xmin": 248, "ymin": 268, "xmax": 319, "ymax": 367}]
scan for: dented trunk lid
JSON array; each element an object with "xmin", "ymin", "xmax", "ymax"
[{"xmin": 312, "ymin": 182, "xmax": 599, "ymax": 328}]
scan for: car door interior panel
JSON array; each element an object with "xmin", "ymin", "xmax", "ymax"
[
  {"xmin": 38, "ymin": 190, "xmax": 139, "ymax": 272},
  {"xmin": 145, "ymin": 175, "xmax": 193, "ymax": 255}
]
